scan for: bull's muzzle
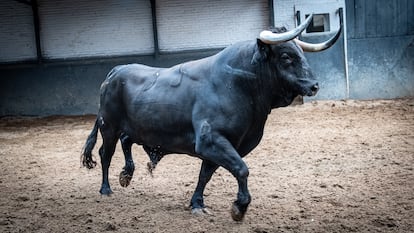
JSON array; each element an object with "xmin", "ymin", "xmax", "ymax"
[
  {"xmin": 310, "ymin": 83, "xmax": 319, "ymax": 96},
  {"xmin": 301, "ymin": 82, "xmax": 319, "ymax": 97}
]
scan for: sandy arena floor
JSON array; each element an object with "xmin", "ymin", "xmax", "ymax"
[{"xmin": 0, "ymin": 98, "xmax": 413, "ymax": 232}]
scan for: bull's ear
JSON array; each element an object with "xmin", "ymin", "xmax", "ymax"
[{"xmin": 251, "ymin": 39, "xmax": 271, "ymax": 65}]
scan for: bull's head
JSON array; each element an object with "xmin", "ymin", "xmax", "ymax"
[{"xmin": 255, "ymin": 14, "xmax": 342, "ymax": 107}]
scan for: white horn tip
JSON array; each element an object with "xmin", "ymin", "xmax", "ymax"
[{"xmin": 259, "ymin": 30, "xmax": 272, "ymax": 38}]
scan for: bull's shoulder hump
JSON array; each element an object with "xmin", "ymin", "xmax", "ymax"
[{"xmin": 179, "ymin": 57, "xmax": 213, "ymax": 81}]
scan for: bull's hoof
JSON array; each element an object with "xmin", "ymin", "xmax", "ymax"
[
  {"xmin": 231, "ymin": 202, "xmax": 246, "ymax": 221},
  {"xmin": 119, "ymin": 170, "xmax": 133, "ymax": 187},
  {"xmin": 191, "ymin": 207, "xmax": 213, "ymax": 216},
  {"xmin": 99, "ymin": 187, "xmax": 113, "ymax": 196}
]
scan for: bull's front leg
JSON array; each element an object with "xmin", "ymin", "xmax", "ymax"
[
  {"xmin": 194, "ymin": 121, "xmax": 251, "ymax": 221},
  {"xmin": 190, "ymin": 160, "xmax": 219, "ymax": 215}
]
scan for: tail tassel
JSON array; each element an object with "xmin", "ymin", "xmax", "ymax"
[{"xmin": 82, "ymin": 153, "xmax": 97, "ymax": 169}]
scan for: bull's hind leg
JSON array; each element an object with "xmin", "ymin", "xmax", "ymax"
[
  {"xmin": 119, "ymin": 133, "xmax": 135, "ymax": 187},
  {"xmin": 99, "ymin": 128, "xmax": 118, "ymax": 195}
]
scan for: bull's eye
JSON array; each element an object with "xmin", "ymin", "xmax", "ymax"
[{"xmin": 280, "ymin": 53, "xmax": 293, "ymax": 66}]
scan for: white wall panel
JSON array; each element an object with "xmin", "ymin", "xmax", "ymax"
[
  {"xmin": 157, "ymin": 0, "xmax": 269, "ymax": 52},
  {"xmin": 272, "ymin": 0, "xmax": 295, "ymax": 29},
  {"xmin": 39, "ymin": 0, "xmax": 154, "ymax": 59},
  {"xmin": 0, "ymin": 1, "xmax": 36, "ymax": 62},
  {"xmin": 273, "ymin": 0, "xmax": 345, "ymax": 30}
]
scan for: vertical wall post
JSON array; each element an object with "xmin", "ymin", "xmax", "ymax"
[
  {"xmin": 31, "ymin": 0, "xmax": 43, "ymax": 63},
  {"xmin": 268, "ymin": 0, "xmax": 275, "ymax": 27},
  {"xmin": 296, "ymin": 10, "xmax": 301, "ymax": 25},
  {"xmin": 150, "ymin": 0, "xmax": 160, "ymax": 58},
  {"xmin": 338, "ymin": 7, "xmax": 350, "ymax": 99}
]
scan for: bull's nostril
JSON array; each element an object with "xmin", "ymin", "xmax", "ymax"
[{"xmin": 311, "ymin": 84, "xmax": 319, "ymax": 92}]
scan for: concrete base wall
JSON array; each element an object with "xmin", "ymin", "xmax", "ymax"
[
  {"xmin": 1, "ymin": 36, "xmax": 413, "ymax": 116},
  {"xmin": 0, "ymin": 50, "xmax": 219, "ymax": 116}
]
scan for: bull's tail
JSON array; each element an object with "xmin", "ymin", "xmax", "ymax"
[{"xmin": 81, "ymin": 117, "xmax": 99, "ymax": 169}]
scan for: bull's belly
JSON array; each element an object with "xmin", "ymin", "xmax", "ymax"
[{"xmin": 121, "ymin": 121, "xmax": 197, "ymax": 155}]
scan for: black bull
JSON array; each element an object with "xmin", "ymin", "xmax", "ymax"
[{"xmin": 82, "ymin": 18, "xmax": 342, "ymax": 221}]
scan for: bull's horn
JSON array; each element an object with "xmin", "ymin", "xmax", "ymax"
[
  {"xmin": 259, "ymin": 13, "xmax": 313, "ymax": 44},
  {"xmin": 294, "ymin": 21, "xmax": 343, "ymax": 52}
]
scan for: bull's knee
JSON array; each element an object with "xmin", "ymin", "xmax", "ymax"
[
  {"xmin": 229, "ymin": 163, "xmax": 249, "ymax": 181},
  {"xmin": 236, "ymin": 165, "xmax": 249, "ymax": 179}
]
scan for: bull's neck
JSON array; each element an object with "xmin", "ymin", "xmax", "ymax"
[
  {"xmin": 224, "ymin": 42, "xmax": 296, "ymax": 109},
  {"xmin": 221, "ymin": 41, "xmax": 274, "ymax": 117},
  {"xmin": 252, "ymin": 62, "xmax": 274, "ymax": 116}
]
